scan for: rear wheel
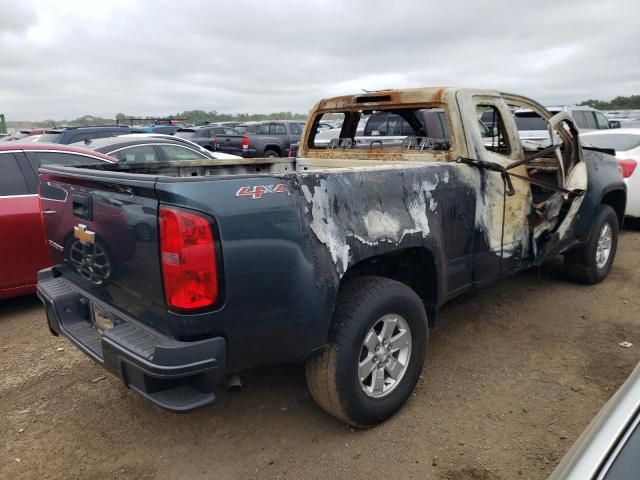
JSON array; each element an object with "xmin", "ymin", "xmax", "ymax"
[
  {"xmin": 305, "ymin": 276, "xmax": 428, "ymax": 427},
  {"xmin": 264, "ymin": 149, "xmax": 279, "ymax": 158},
  {"xmin": 565, "ymin": 205, "xmax": 619, "ymax": 284}
]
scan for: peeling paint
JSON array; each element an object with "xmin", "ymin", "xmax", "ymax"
[{"xmin": 300, "ymin": 183, "xmax": 351, "ymax": 273}]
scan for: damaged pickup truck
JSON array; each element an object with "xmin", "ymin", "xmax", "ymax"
[{"xmin": 37, "ymin": 88, "xmax": 626, "ymax": 427}]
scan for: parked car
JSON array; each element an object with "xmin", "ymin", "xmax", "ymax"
[
  {"xmin": 36, "ymin": 125, "xmax": 145, "ymax": 145},
  {"xmin": 549, "ymin": 361, "xmax": 640, "ymax": 480},
  {"xmin": 37, "ymin": 87, "xmax": 625, "ymax": 426},
  {"xmin": 117, "ymin": 133, "xmax": 241, "ymax": 159},
  {"xmin": 76, "ymin": 136, "xmax": 240, "ymax": 163},
  {"xmin": 0, "ymin": 143, "xmax": 116, "ymax": 300},
  {"xmin": 241, "ymin": 120, "xmax": 304, "ymax": 157},
  {"xmin": 512, "ymin": 106, "xmax": 611, "ymax": 148},
  {"xmin": 581, "ymin": 129, "xmax": 640, "ymax": 226},
  {"xmin": 174, "ymin": 126, "xmax": 247, "ymax": 156}
]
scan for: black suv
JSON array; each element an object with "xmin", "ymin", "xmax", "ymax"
[{"xmin": 37, "ymin": 126, "xmax": 144, "ymax": 145}]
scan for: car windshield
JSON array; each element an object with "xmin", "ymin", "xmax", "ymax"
[
  {"xmin": 583, "ymin": 133, "xmax": 640, "ymax": 152},
  {"xmin": 37, "ymin": 132, "xmax": 63, "ymax": 142},
  {"xmin": 514, "ymin": 112, "xmax": 549, "ymax": 131}
]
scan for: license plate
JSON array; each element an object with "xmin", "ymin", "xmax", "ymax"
[{"xmin": 92, "ymin": 303, "xmax": 115, "ymax": 335}]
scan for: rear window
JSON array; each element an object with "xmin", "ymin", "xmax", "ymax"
[
  {"xmin": 174, "ymin": 130, "xmax": 197, "ymax": 139},
  {"xmin": 582, "ymin": 133, "xmax": 640, "ymax": 152},
  {"xmin": 308, "ymin": 106, "xmax": 452, "ymax": 152},
  {"xmin": 514, "ymin": 112, "xmax": 549, "ymax": 131},
  {"xmin": 38, "ymin": 132, "xmax": 63, "ymax": 143}
]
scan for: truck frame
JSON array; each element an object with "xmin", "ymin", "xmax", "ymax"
[{"xmin": 37, "ymin": 87, "xmax": 626, "ymax": 426}]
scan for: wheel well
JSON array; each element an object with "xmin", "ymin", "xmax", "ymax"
[
  {"xmin": 341, "ymin": 248, "xmax": 438, "ymax": 325},
  {"xmin": 264, "ymin": 145, "xmax": 281, "ymax": 155},
  {"xmin": 601, "ymin": 189, "xmax": 626, "ymax": 224}
]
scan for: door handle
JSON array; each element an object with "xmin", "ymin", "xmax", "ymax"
[{"xmin": 43, "ymin": 209, "xmax": 57, "ymax": 215}]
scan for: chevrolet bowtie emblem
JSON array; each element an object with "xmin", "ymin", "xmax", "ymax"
[{"xmin": 74, "ymin": 224, "xmax": 95, "ymax": 245}]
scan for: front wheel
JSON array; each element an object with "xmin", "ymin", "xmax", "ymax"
[
  {"xmin": 305, "ymin": 276, "xmax": 428, "ymax": 427},
  {"xmin": 564, "ymin": 205, "xmax": 619, "ymax": 284}
]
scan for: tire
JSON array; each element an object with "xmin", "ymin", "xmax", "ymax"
[
  {"xmin": 264, "ymin": 149, "xmax": 279, "ymax": 158},
  {"xmin": 305, "ymin": 276, "xmax": 428, "ymax": 427},
  {"xmin": 564, "ymin": 204, "xmax": 619, "ymax": 284}
]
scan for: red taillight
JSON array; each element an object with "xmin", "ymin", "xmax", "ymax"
[
  {"xmin": 619, "ymin": 159, "xmax": 637, "ymax": 179},
  {"xmin": 159, "ymin": 207, "xmax": 218, "ymax": 310},
  {"xmin": 242, "ymin": 136, "xmax": 249, "ymax": 151}
]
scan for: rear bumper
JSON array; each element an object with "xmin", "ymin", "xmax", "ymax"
[{"xmin": 37, "ymin": 268, "xmax": 226, "ymax": 412}]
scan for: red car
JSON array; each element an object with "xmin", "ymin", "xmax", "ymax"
[{"xmin": 0, "ymin": 143, "xmax": 117, "ymax": 299}]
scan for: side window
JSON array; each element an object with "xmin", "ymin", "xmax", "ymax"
[
  {"xmin": 583, "ymin": 111, "xmax": 597, "ymax": 129},
  {"xmin": 212, "ymin": 128, "xmax": 225, "ymax": 135},
  {"xmin": 158, "ymin": 145, "xmax": 207, "ymax": 161},
  {"xmin": 33, "ymin": 152, "xmax": 104, "ymax": 166},
  {"xmin": 289, "ymin": 123, "xmax": 301, "ymax": 135},
  {"xmin": 199, "ymin": 129, "xmax": 212, "ymax": 138},
  {"xmin": 224, "ymin": 128, "xmax": 240, "ymax": 135},
  {"xmin": 110, "ymin": 145, "xmax": 158, "ymax": 163},
  {"xmin": 274, "ymin": 124, "xmax": 286, "ymax": 135},
  {"xmin": 259, "ymin": 124, "xmax": 270, "ymax": 135},
  {"xmin": 0, "ymin": 153, "xmax": 30, "ymax": 196},
  {"xmin": 572, "ymin": 111, "xmax": 589, "ymax": 129},
  {"xmin": 364, "ymin": 113, "xmax": 389, "ymax": 136},
  {"xmin": 475, "ymin": 105, "xmax": 511, "ymax": 156},
  {"xmin": 401, "ymin": 118, "xmax": 416, "ymax": 137},
  {"xmin": 594, "ymin": 112, "xmax": 610, "ymax": 129}
]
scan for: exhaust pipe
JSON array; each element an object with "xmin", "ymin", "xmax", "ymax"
[{"xmin": 224, "ymin": 373, "xmax": 242, "ymax": 391}]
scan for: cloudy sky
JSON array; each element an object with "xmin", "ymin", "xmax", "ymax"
[{"xmin": 1, "ymin": 0, "xmax": 638, "ymax": 120}]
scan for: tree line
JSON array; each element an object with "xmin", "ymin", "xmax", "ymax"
[{"xmin": 578, "ymin": 95, "xmax": 640, "ymax": 110}]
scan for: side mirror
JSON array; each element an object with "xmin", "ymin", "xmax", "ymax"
[{"xmin": 609, "ymin": 120, "xmax": 621, "ymax": 129}]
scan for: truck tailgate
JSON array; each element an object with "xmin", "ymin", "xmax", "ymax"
[{"xmin": 39, "ymin": 168, "xmax": 170, "ymax": 333}]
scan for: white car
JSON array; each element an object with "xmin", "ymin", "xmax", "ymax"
[{"xmin": 581, "ymin": 129, "xmax": 640, "ymax": 225}]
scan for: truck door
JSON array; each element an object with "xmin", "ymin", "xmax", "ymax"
[
  {"xmin": 501, "ymin": 94, "xmax": 587, "ymax": 264},
  {"xmin": 457, "ymin": 92, "xmax": 533, "ymax": 283}
]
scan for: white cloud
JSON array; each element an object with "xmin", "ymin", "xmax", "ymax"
[{"xmin": 0, "ymin": 0, "xmax": 638, "ymax": 119}]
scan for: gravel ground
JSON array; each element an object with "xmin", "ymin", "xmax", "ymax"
[{"xmin": 1, "ymin": 230, "xmax": 639, "ymax": 480}]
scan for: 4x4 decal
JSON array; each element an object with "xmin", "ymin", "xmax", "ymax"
[{"xmin": 235, "ymin": 183, "xmax": 286, "ymax": 200}]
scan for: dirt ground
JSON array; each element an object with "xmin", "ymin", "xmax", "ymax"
[{"xmin": 1, "ymin": 231, "xmax": 639, "ymax": 480}]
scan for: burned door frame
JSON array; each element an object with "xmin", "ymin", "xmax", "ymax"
[
  {"xmin": 501, "ymin": 93, "xmax": 588, "ymax": 262},
  {"xmin": 456, "ymin": 90, "xmax": 533, "ymax": 284}
]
